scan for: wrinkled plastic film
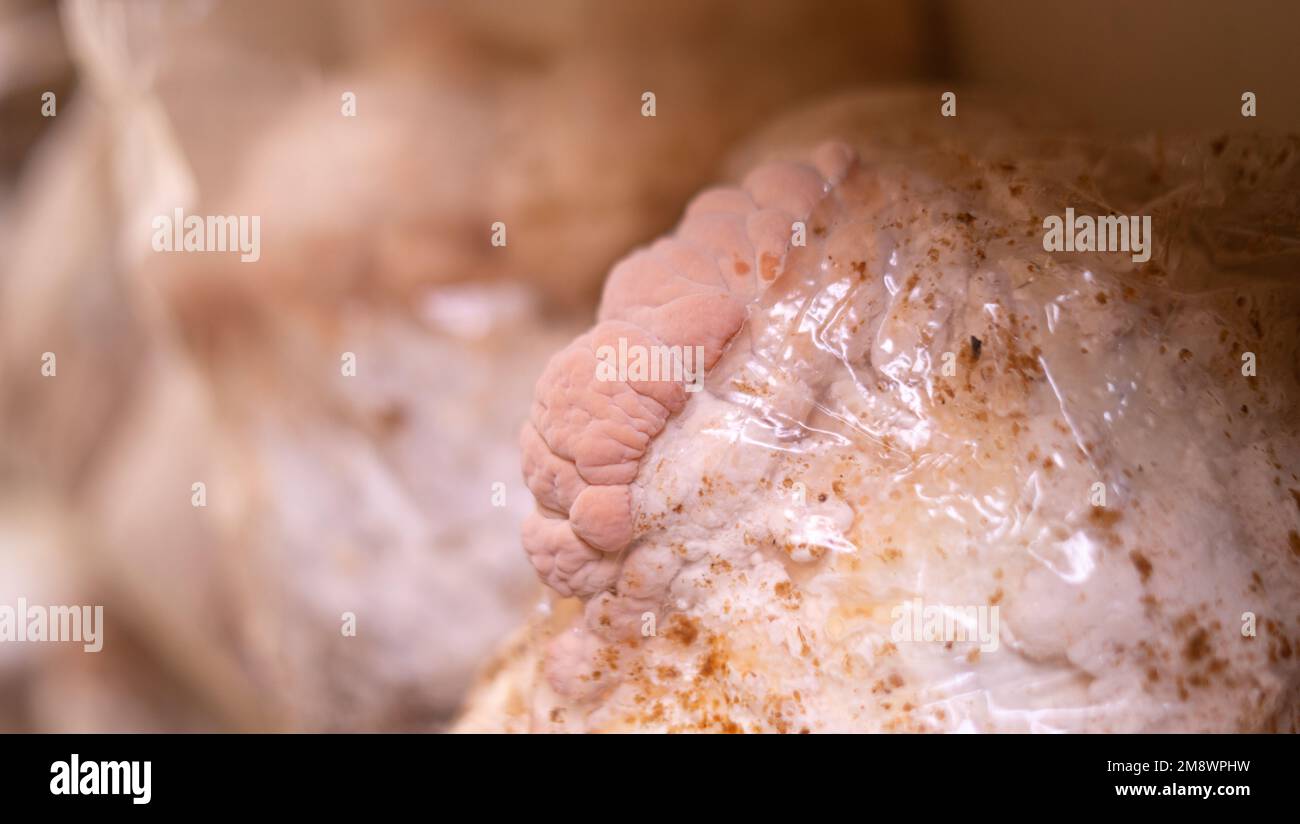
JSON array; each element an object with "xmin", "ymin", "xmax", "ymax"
[{"xmin": 467, "ymin": 97, "xmax": 1300, "ymax": 733}]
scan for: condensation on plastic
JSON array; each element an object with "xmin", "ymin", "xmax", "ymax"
[{"xmin": 463, "ymin": 93, "xmax": 1300, "ymax": 733}]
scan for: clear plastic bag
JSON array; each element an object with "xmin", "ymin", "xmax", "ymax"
[{"xmin": 465, "ymin": 92, "xmax": 1300, "ymax": 733}]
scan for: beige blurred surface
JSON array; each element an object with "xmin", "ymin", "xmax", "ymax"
[{"xmin": 946, "ymin": 0, "xmax": 1300, "ymax": 134}]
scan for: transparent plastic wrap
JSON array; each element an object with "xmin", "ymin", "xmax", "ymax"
[{"xmin": 460, "ymin": 92, "xmax": 1300, "ymax": 733}]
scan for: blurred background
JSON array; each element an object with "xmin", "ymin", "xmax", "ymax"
[{"xmin": 0, "ymin": 0, "xmax": 1296, "ymax": 731}]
